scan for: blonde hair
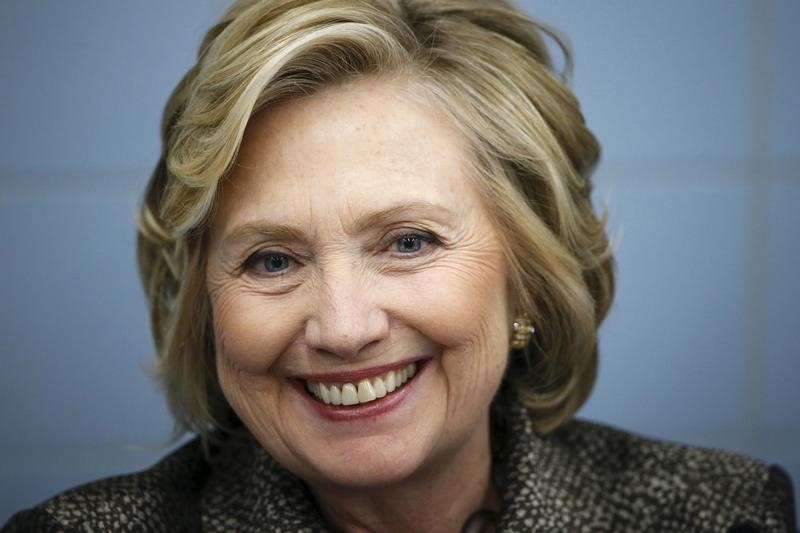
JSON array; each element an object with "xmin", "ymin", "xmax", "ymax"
[{"xmin": 137, "ymin": 0, "xmax": 614, "ymax": 444}]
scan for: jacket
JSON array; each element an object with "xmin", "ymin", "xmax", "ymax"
[{"xmin": 3, "ymin": 399, "xmax": 796, "ymax": 532}]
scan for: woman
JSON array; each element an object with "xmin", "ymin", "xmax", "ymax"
[{"xmin": 3, "ymin": 0, "xmax": 795, "ymax": 531}]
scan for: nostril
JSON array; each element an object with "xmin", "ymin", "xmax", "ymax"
[{"xmin": 303, "ymin": 307, "xmax": 390, "ymax": 359}]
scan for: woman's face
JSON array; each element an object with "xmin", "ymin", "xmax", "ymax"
[{"xmin": 206, "ymin": 77, "xmax": 511, "ymax": 489}]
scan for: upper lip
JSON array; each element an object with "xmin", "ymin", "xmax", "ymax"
[{"xmin": 293, "ymin": 356, "xmax": 424, "ymax": 383}]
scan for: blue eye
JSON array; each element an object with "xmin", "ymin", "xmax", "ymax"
[
  {"xmin": 245, "ymin": 251, "xmax": 293, "ymax": 275},
  {"xmin": 263, "ymin": 253, "xmax": 291, "ymax": 272},
  {"xmin": 394, "ymin": 234, "xmax": 423, "ymax": 254},
  {"xmin": 390, "ymin": 231, "xmax": 440, "ymax": 256}
]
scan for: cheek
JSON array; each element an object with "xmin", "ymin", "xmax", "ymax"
[
  {"xmin": 208, "ymin": 281, "xmax": 300, "ymax": 374},
  {"xmin": 398, "ymin": 255, "xmax": 510, "ymax": 412},
  {"xmin": 381, "ymin": 248, "xmax": 512, "ymax": 410},
  {"xmin": 396, "ymin": 252, "xmax": 511, "ymax": 352}
]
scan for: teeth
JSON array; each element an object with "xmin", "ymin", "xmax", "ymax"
[
  {"xmin": 342, "ymin": 383, "xmax": 358, "ymax": 405},
  {"xmin": 357, "ymin": 380, "xmax": 376, "ymax": 402},
  {"xmin": 305, "ymin": 362, "xmax": 420, "ymax": 407},
  {"xmin": 330, "ymin": 385, "xmax": 342, "ymax": 405},
  {"xmin": 341, "ymin": 383, "xmax": 359, "ymax": 405},
  {"xmin": 319, "ymin": 383, "xmax": 330, "ymax": 404},
  {"xmin": 373, "ymin": 377, "xmax": 387, "ymax": 398}
]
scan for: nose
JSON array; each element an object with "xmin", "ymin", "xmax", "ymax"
[{"xmin": 304, "ymin": 267, "xmax": 390, "ymax": 359}]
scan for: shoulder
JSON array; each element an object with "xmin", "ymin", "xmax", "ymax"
[
  {"xmin": 540, "ymin": 418, "xmax": 796, "ymax": 531},
  {"xmin": 2, "ymin": 438, "xmax": 209, "ymax": 533},
  {"xmin": 548, "ymin": 418, "xmax": 766, "ymax": 487}
]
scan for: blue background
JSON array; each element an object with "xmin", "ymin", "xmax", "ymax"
[{"xmin": 1, "ymin": 0, "xmax": 798, "ymax": 521}]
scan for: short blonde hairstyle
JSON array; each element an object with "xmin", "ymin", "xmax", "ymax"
[{"xmin": 138, "ymin": 0, "xmax": 614, "ymax": 444}]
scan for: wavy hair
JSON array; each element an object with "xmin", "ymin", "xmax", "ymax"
[{"xmin": 137, "ymin": 0, "xmax": 614, "ymax": 445}]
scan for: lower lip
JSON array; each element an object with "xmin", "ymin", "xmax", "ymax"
[{"xmin": 293, "ymin": 360, "xmax": 428, "ymax": 422}]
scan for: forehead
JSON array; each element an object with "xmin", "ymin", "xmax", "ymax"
[{"xmin": 211, "ymin": 77, "xmax": 485, "ymax": 236}]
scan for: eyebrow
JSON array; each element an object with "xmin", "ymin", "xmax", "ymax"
[
  {"xmin": 220, "ymin": 201, "xmax": 457, "ymax": 248},
  {"xmin": 349, "ymin": 201, "xmax": 457, "ymax": 234},
  {"xmin": 221, "ymin": 223, "xmax": 308, "ymax": 248}
]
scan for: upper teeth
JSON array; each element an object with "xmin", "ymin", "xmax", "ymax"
[{"xmin": 305, "ymin": 362, "xmax": 418, "ymax": 406}]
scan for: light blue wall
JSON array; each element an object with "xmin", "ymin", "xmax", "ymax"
[{"xmin": 1, "ymin": 0, "xmax": 798, "ymax": 522}]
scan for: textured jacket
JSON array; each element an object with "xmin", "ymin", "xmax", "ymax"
[{"xmin": 3, "ymin": 400, "xmax": 796, "ymax": 532}]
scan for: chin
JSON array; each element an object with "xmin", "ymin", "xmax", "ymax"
[{"xmin": 306, "ymin": 434, "xmax": 434, "ymax": 489}]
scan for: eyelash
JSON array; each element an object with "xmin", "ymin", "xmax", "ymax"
[
  {"xmin": 242, "ymin": 249, "xmax": 297, "ymax": 277},
  {"xmin": 241, "ymin": 230, "xmax": 442, "ymax": 277},
  {"xmin": 383, "ymin": 230, "xmax": 441, "ymax": 257}
]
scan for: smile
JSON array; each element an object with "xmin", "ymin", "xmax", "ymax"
[{"xmin": 304, "ymin": 362, "xmax": 418, "ymax": 406}]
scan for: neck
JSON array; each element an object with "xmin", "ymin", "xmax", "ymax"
[{"xmin": 310, "ymin": 414, "xmax": 499, "ymax": 533}]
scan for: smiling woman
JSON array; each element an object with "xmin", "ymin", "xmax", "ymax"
[
  {"xmin": 205, "ymin": 79, "xmax": 512, "ymax": 499},
  {"xmin": 2, "ymin": 0, "xmax": 796, "ymax": 532}
]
